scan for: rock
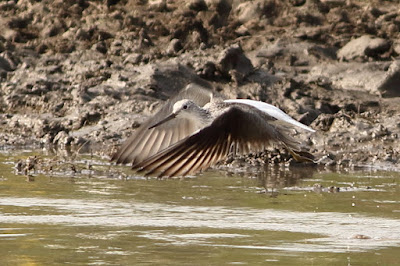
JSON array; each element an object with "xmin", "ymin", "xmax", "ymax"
[
  {"xmin": 98, "ymin": 31, "xmax": 113, "ymax": 41},
  {"xmin": 328, "ymin": 115, "xmax": 354, "ymax": 133},
  {"xmin": 315, "ymin": 101, "xmax": 340, "ymax": 114},
  {"xmin": 0, "ymin": 51, "xmax": 18, "ymax": 71},
  {"xmin": 75, "ymin": 28, "xmax": 90, "ymax": 41},
  {"xmin": 41, "ymin": 19, "xmax": 65, "ymax": 38},
  {"xmin": 234, "ymin": 25, "xmax": 250, "ymax": 36},
  {"xmin": 71, "ymin": 87, "xmax": 93, "ymax": 104},
  {"xmin": 105, "ymin": 0, "xmax": 121, "ymax": 7},
  {"xmin": 376, "ymin": 60, "xmax": 400, "ymax": 97},
  {"xmin": 289, "ymin": 0, "xmax": 306, "ymax": 7},
  {"xmin": 123, "ymin": 53, "xmax": 142, "ymax": 65},
  {"xmin": 150, "ymin": 61, "xmax": 211, "ymax": 98},
  {"xmin": 188, "ymin": 0, "xmax": 207, "ymax": 11},
  {"xmin": 393, "ymin": 40, "xmax": 400, "ymax": 57},
  {"xmin": 337, "ymin": 35, "xmax": 391, "ymax": 61},
  {"xmin": 320, "ymin": 0, "xmax": 346, "ymax": 8},
  {"xmin": 307, "ymin": 45, "xmax": 337, "ymax": 60},
  {"xmin": 0, "ymin": 1, "xmax": 15, "ymax": 10},
  {"xmin": 166, "ymin": 38, "xmax": 183, "ymax": 55},
  {"xmin": 197, "ymin": 61, "xmax": 217, "ymax": 80},
  {"xmin": 36, "ymin": 43, "xmax": 48, "ymax": 54},
  {"xmin": 246, "ymin": 69, "xmax": 279, "ymax": 87},
  {"xmin": 53, "ymin": 131, "xmax": 73, "ymax": 146},
  {"xmin": 75, "ymin": 111, "xmax": 102, "ymax": 129},
  {"xmin": 326, "ymin": 7, "xmax": 349, "ymax": 24},
  {"xmin": 217, "ymin": 44, "xmax": 254, "ymax": 82},
  {"xmin": 8, "ymin": 16, "xmax": 31, "ymax": 29},
  {"xmin": 0, "ymin": 41, "xmax": 4, "ymax": 53},
  {"xmin": 206, "ymin": 0, "xmax": 231, "ymax": 18},
  {"xmin": 138, "ymin": 28, "xmax": 153, "ymax": 48},
  {"xmin": 148, "ymin": 0, "xmax": 167, "ymax": 12},
  {"xmin": 0, "ymin": 55, "xmax": 15, "ymax": 71},
  {"xmin": 93, "ymin": 41, "xmax": 107, "ymax": 54},
  {"xmin": 234, "ymin": 0, "xmax": 275, "ymax": 24},
  {"xmin": 255, "ymin": 42, "xmax": 284, "ymax": 58},
  {"xmin": 308, "ymin": 62, "xmax": 387, "ymax": 94},
  {"xmin": 299, "ymin": 110, "xmax": 320, "ymax": 126}
]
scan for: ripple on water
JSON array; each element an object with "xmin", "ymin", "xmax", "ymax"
[{"xmin": 1, "ymin": 197, "xmax": 400, "ymax": 253}]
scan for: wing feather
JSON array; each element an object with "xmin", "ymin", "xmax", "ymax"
[
  {"xmin": 134, "ymin": 106, "xmax": 300, "ymax": 177},
  {"xmin": 112, "ymin": 83, "xmax": 213, "ymax": 165},
  {"xmin": 129, "ymin": 100, "xmax": 314, "ymax": 177}
]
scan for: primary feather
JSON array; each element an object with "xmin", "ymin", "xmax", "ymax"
[{"xmin": 112, "ymin": 84, "xmax": 315, "ymax": 177}]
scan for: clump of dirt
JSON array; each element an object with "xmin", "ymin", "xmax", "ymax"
[{"xmin": 1, "ymin": 0, "xmax": 400, "ymax": 171}]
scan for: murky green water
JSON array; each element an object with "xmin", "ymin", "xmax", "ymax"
[{"xmin": 0, "ymin": 150, "xmax": 399, "ymax": 265}]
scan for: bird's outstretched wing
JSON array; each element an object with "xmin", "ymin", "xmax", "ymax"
[
  {"xmin": 133, "ymin": 106, "xmax": 309, "ymax": 177},
  {"xmin": 111, "ymin": 83, "xmax": 213, "ymax": 165},
  {"xmin": 224, "ymin": 99, "xmax": 315, "ymax": 132}
]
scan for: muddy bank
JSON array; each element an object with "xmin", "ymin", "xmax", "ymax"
[{"xmin": 0, "ymin": 0, "xmax": 399, "ymax": 171}]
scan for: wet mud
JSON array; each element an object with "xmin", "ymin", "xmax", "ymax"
[{"xmin": 1, "ymin": 0, "xmax": 400, "ymax": 172}]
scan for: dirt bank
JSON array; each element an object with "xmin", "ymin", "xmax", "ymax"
[{"xmin": 1, "ymin": 0, "xmax": 399, "ymax": 171}]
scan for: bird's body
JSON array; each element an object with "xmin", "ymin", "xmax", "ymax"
[{"xmin": 112, "ymin": 84, "xmax": 315, "ymax": 177}]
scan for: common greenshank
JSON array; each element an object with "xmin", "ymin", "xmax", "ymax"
[{"xmin": 112, "ymin": 84, "xmax": 315, "ymax": 177}]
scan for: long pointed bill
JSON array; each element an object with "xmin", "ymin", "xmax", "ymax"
[{"xmin": 148, "ymin": 113, "xmax": 177, "ymax": 129}]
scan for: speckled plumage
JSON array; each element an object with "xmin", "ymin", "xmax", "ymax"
[{"xmin": 112, "ymin": 84, "xmax": 315, "ymax": 177}]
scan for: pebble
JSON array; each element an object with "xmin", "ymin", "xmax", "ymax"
[{"xmin": 337, "ymin": 35, "xmax": 391, "ymax": 61}]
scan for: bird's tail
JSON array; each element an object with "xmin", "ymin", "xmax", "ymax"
[
  {"xmin": 276, "ymin": 127, "xmax": 315, "ymax": 163},
  {"xmin": 285, "ymin": 145, "xmax": 315, "ymax": 162}
]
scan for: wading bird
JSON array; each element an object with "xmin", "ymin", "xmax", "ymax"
[{"xmin": 112, "ymin": 84, "xmax": 315, "ymax": 177}]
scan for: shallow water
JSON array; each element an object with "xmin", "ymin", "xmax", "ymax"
[{"xmin": 0, "ymin": 150, "xmax": 399, "ymax": 265}]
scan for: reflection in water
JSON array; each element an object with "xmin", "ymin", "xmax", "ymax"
[
  {"xmin": 1, "ymin": 150, "xmax": 400, "ymax": 265},
  {"xmin": 1, "ymin": 196, "xmax": 400, "ymax": 253},
  {"xmin": 256, "ymin": 164, "xmax": 316, "ymax": 192}
]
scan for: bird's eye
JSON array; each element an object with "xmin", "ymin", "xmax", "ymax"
[{"xmin": 183, "ymin": 105, "xmax": 188, "ymax": 109}]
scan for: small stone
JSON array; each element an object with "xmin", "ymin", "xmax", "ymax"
[
  {"xmin": 138, "ymin": 28, "xmax": 153, "ymax": 48},
  {"xmin": 0, "ymin": 51, "xmax": 18, "ymax": 71},
  {"xmin": 337, "ymin": 35, "xmax": 391, "ymax": 61},
  {"xmin": 41, "ymin": 19, "xmax": 65, "ymax": 38},
  {"xmin": 0, "ymin": 55, "xmax": 14, "ymax": 71},
  {"xmin": 235, "ymin": 25, "xmax": 250, "ymax": 36},
  {"xmin": 123, "ymin": 53, "xmax": 142, "ymax": 65},
  {"xmin": 352, "ymin": 234, "xmax": 371, "ymax": 239},
  {"xmin": 375, "ymin": 60, "xmax": 400, "ymax": 97},
  {"xmin": 93, "ymin": 41, "xmax": 107, "ymax": 54},
  {"xmin": 8, "ymin": 16, "xmax": 30, "ymax": 29},
  {"xmin": 198, "ymin": 61, "xmax": 217, "ymax": 79},
  {"xmin": 320, "ymin": 0, "xmax": 346, "ymax": 8},
  {"xmin": 53, "ymin": 131, "xmax": 73, "ymax": 146},
  {"xmin": 188, "ymin": 0, "xmax": 207, "ymax": 11},
  {"xmin": 76, "ymin": 28, "xmax": 90, "ymax": 40},
  {"xmin": 148, "ymin": 0, "xmax": 167, "ymax": 12},
  {"xmin": 217, "ymin": 44, "xmax": 254, "ymax": 81},
  {"xmin": 299, "ymin": 110, "xmax": 320, "ymax": 126},
  {"xmin": 166, "ymin": 39, "xmax": 183, "ymax": 55},
  {"xmin": 36, "ymin": 43, "xmax": 48, "ymax": 54},
  {"xmin": 235, "ymin": 0, "xmax": 270, "ymax": 23},
  {"xmin": 289, "ymin": 0, "xmax": 306, "ymax": 6},
  {"xmin": 98, "ymin": 31, "xmax": 113, "ymax": 41},
  {"xmin": 0, "ymin": 1, "xmax": 15, "ymax": 10},
  {"xmin": 105, "ymin": 0, "xmax": 120, "ymax": 7}
]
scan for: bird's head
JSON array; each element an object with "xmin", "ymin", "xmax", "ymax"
[
  {"xmin": 172, "ymin": 99, "xmax": 198, "ymax": 118},
  {"xmin": 149, "ymin": 99, "xmax": 199, "ymax": 129}
]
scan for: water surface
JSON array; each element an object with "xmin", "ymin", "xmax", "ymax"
[{"xmin": 0, "ymin": 150, "xmax": 399, "ymax": 265}]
